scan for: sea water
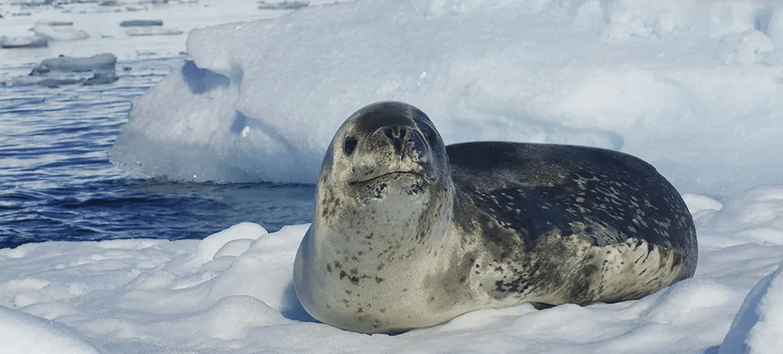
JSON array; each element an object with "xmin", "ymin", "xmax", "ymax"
[{"xmin": 0, "ymin": 57, "xmax": 314, "ymax": 249}]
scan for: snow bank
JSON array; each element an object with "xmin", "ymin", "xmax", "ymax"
[
  {"xmin": 1, "ymin": 186, "xmax": 783, "ymax": 353},
  {"xmin": 720, "ymin": 260, "xmax": 783, "ymax": 354},
  {"xmin": 695, "ymin": 185, "xmax": 783, "ymax": 248},
  {"xmin": 0, "ymin": 306, "xmax": 99, "ymax": 354},
  {"xmin": 111, "ymin": 0, "xmax": 783, "ymax": 195}
]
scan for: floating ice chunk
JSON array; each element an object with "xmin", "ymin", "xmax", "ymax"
[
  {"xmin": 32, "ymin": 72, "xmax": 118, "ymax": 88},
  {"xmin": 83, "ymin": 71, "xmax": 119, "ymax": 86},
  {"xmin": 36, "ymin": 20, "xmax": 74, "ymax": 26},
  {"xmin": 120, "ymin": 19, "xmax": 164, "ymax": 27},
  {"xmin": 258, "ymin": 1, "xmax": 309, "ymax": 10},
  {"xmin": 125, "ymin": 28, "xmax": 183, "ymax": 36},
  {"xmin": 37, "ymin": 78, "xmax": 85, "ymax": 88},
  {"xmin": 31, "ymin": 23, "xmax": 89, "ymax": 41},
  {"xmin": 25, "ymin": 53, "xmax": 119, "ymax": 87},
  {"xmin": 32, "ymin": 53, "xmax": 117, "ymax": 73},
  {"xmin": 0, "ymin": 35, "xmax": 47, "ymax": 49}
]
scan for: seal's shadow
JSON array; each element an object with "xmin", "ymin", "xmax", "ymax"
[{"xmin": 280, "ymin": 281, "xmax": 317, "ymax": 322}]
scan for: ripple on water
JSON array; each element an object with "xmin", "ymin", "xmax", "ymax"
[{"xmin": 0, "ymin": 57, "xmax": 315, "ymax": 249}]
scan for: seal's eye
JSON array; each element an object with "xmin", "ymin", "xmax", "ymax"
[
  {"xmin": 343, "ymin": 136, "xmax": 358, "ymax": 156},
  {"xmin": 419, "ymin": 122, "xmax": 440, "ymax": 148}
]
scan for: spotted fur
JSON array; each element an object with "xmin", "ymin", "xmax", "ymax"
[{"xmin": 294, "ymin": 101, "xmax": 698, "ymax": 334}]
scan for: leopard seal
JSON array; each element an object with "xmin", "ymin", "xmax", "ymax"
[{"xmin": 293, "ymin": 101, "xmax": 697, "ymax": 334}]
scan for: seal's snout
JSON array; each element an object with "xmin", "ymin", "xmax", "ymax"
[
  {"xmin": 370, "ymin": 123, "xmax": 428, "ymax": 161},
  {"xmin": 380, "ymin": 125, "xmax": 409, "ymax": 156}
]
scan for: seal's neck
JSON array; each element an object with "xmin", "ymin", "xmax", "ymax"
[{"xmin": 324, "ymin": 187, "xmax": 452, "ymax": 262}]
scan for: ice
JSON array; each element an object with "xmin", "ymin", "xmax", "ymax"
[
  {"xmin": 110, "ymin": 0, "xmax": 783, "ymax": 196},
  {"xmin": 1, "ymin": 186, "xmax": 782, "ymax": 353},
  {"xmin": 31, "ymin": 23, "xmax": 90, "ymax": 41},
  {"xmin": 719, "ymin": 260, "xmax": 783, "ymax": 354},
  {"xmin": 25, "ymin": 53, "xmax": 119, "ymax": 87},
  {"xmin": 125, "ymin": 28, "xmax": 183, "ymax": 36},
  {"xmin": 32, "ymin": 53, "xmax": 117, "ymax": 73},
  {"xmin": 119, "ymin": 20, "xmax": 164, "ymax": 27},
  {"xmin": 257, "ymin": 1, "xmax": 310, "ymax": 10},
  {"xmin": 0, "ymin": 0, "xmax": 289, "ymax": 76},
  {"xmin": 0, "ymin": 35, "xmax": 48, "ymax": 48}
]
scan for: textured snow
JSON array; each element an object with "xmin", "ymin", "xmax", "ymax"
[{"xmin": 0, "ymin": 187, "xmax": 782, "ymax": 353}]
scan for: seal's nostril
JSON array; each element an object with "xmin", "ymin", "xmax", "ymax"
[
  {"xmin": 384, "ymin": 128, "xmax": 394, "ymax": 141},
  {"xmin": 383, "ymin": 126, "xmax": 409, "ymax": 141},
  {"xmin": 344, "ymin": 136, "xmax": 358, "ymax": 156}
]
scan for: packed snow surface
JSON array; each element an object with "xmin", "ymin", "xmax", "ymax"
[
  {"xmin": 1, "ymin": 186, "xmax": 782, "ymax": 353},
  {"xmin": 112, "ymin": 0, "xmax": 783, "ymax": 196}
]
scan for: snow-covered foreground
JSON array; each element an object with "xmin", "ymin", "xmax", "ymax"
[{"xmin": 1, "ymin": 186, "xmax": 782, "ymax": 353}]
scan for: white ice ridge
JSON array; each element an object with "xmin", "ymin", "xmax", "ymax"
[{"xmin": 111, "ymin": 0, "xmax": 783, "ymax": 195}]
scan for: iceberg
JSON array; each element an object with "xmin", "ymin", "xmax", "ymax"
[{"xmin": 110, "ymin": 0, "xmax": 783, "ymax": 195}]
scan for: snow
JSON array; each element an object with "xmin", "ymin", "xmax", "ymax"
[
  {"xmin": 720, "ymin": 259, "xmax": 783, "ymax": 354},
  {"xmin": 110, "ymin": 0, "xmax": 783, "ymax": 196},
  {"xmin": 2, "ymin": 0, "xmax": 783, "ymax": 353},
  {"xmin": 0, "ymin": 187, "xmax": 782, "ymax": 353},
  {"xmin": 0, "ymin": 305, "xmax": 99, "ymax": 354}
]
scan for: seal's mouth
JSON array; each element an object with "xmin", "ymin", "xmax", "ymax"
[{"xmin": 348, "ymin": 171, "xmax": 424, "ymax": 186}]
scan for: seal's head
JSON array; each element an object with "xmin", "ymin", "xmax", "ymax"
[
  {"xmin": 294, "ymin": 101, "xmax": 456, "ymax": 333},
  {"xmin": 323, "ymin": 101, "xmax": 450, "ymax": 201}
]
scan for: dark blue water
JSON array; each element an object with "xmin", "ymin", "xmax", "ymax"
[{"xmin": 0, "ymin": 57, "xmax": 315, "ymax": 249}]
